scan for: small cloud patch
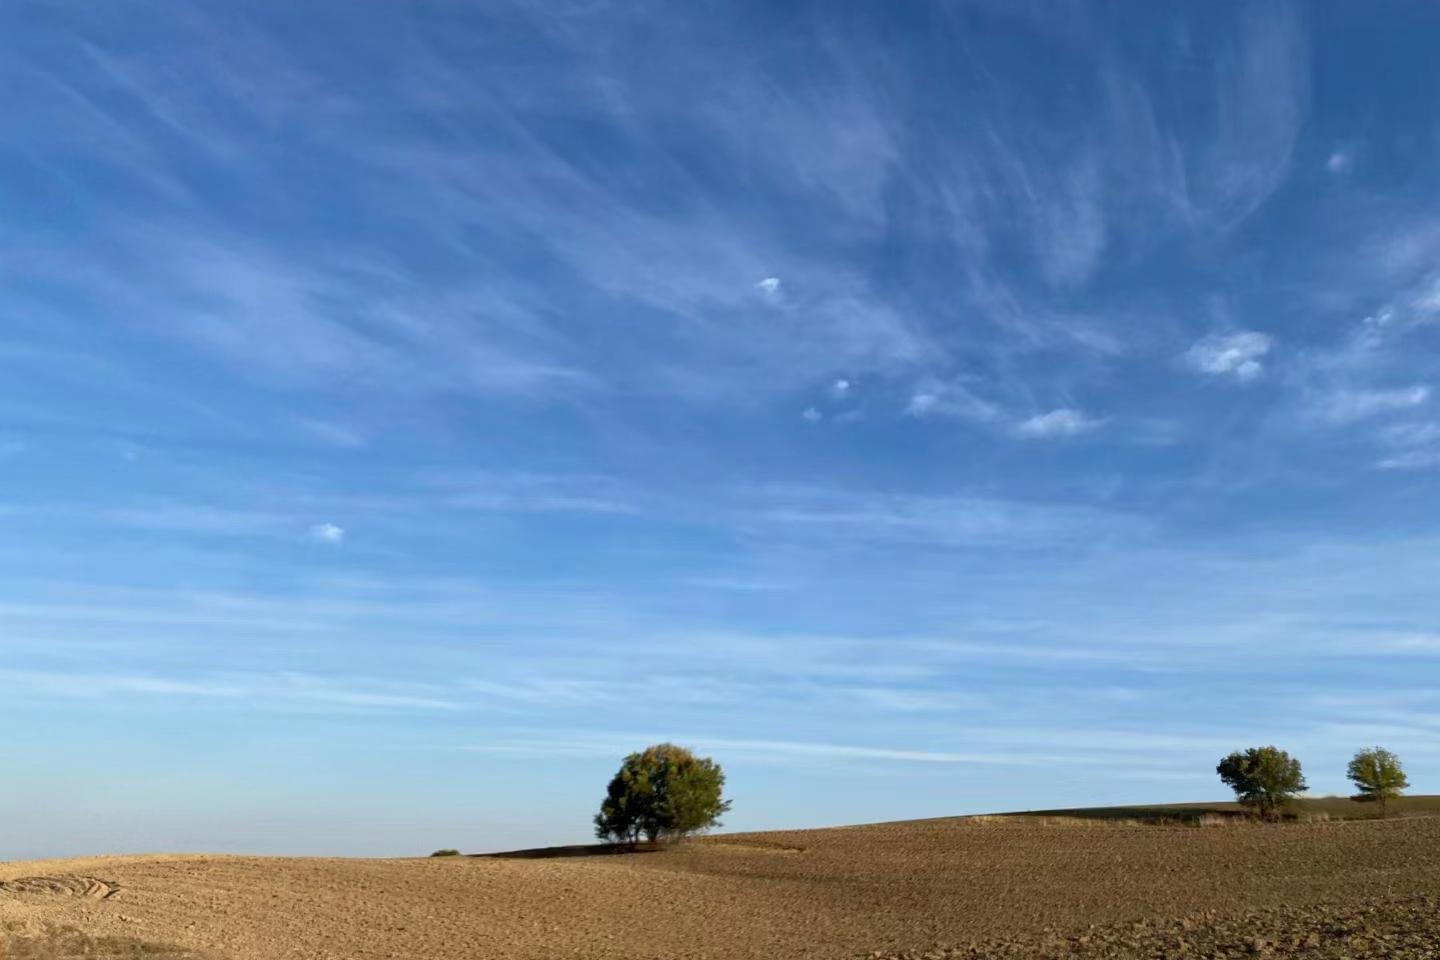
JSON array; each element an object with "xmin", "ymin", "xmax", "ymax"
[
  {"xmin": 1185, "ymin": 331, "xmax": 1274, "ymax": 381},
  {"xmin": 801, "ymin": 407, "xmax": 823, "ymax": 422},
  {"xmin": 308, "ymin": 523, "xmax": 346, "ymax": 544},
  {"xmin": 906, "ymin": 393, "xmax": 938, "ymax": 417},
  {"xmin": 756, "ymin": 277, "xmax": 781, "ymax": 300}
]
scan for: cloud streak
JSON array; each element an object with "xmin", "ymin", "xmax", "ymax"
[
  {"xmin": 1315, "ymin": 386, "xmax": 1430, "ymax": 424},
  {"xmin": 1017, "ymin": 408, "xmax": 1103, "ymax": 438}
]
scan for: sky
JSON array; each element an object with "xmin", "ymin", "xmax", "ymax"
[{"xmin": 2, "ymin": 0, "xmax": 1440, "ymax": 859}]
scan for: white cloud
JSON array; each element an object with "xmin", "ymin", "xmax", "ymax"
[
  {"xmin": 1376, "ymin": 421, "xmax": 1440, "ymax": 470},
  {"xmin": 424, "ymin": 470, "xmax": 642, "ymax": 516},
  {"xmin": 903, "ymin": 379, "xmax": 1002, "ymax": 423},
  {"xmin": 1361, "ymin": 307, "xmax": 1397, "ymax": 335},
  {"xmin": 461, "ymin": 733, "xmax": 1085, "ymax": 767},
  {"xmin": 747, "ymin": 485, "xmax": 1142, "ymax": 547},
  {"xmin": 801, "ymin": 407, "xmax": 823, "ymax": 422},
  {"xmin": 1326, "ymin": 150, "xmax": 1353, "ymax": 175},
  {"xmin": 1194, "ymin": 2, "xmax": 1308, "ymax": 228},
  {"xmin": 905, "ymin": 393, "xmax": 938, "ymax": 416},
  {"xmin": 295, "ymin": 418, "xmax": 366, "ymax": 449},
  {"xmin": 1415, "ymin": 276, "xmax": 1440, "ymax": 313},
  {"xmin": 1185, "ymin": 331, "xmax": 1274, "ymax": 381},
  {"xmin": 1377, "ymin": 449, "xmax": 1440, "ymax": 471},
  {"xmin": 1382, "ymin": 422, "xmax": 1440, "ymax": 447},
  {"xmin": 756, "ymin": 276, "xmax": 781, "ymax": 299},
  {"xmin": 308, "ymin": 522, "xmax": 346, "ymax": 544},
  {"xmin": 1017, "ymin": 408, "xmax": 1103, "ymax": 438},
  {"xmin": 829, "ymin": 378, "xmax": 851, "ymax": 398},
  {"xmin": 101, "ymin": 503, "xmax": 292, "ymax": 537},
  {"xmin": 1317, "ymin": 385, "xmax": 1429, "ymax": 424},
  {"xmin": 0, "ymin": 669, "xmax": 460, "ymax": 711}
]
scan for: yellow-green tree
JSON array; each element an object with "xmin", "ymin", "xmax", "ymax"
[{"xmin": 1347, "ymin": 747, "xmax": 1409, "ymax": 818}]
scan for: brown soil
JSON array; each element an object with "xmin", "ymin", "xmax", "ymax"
[
  {"xmin": 874, "ymin": 896, "xmax": 1440, "ymax": 959},
  {"xmin": 3, "ymin": 817, "xmax": 1440, "ymax": 959}
]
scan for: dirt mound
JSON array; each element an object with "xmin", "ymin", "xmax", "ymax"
[
  {"xmin": 0, "ymin": 877, "xmax": 119, "ymax": 900},
  {"xmin": 871, "ymin": 895, "xmax": 1440, "ymax": 959}
]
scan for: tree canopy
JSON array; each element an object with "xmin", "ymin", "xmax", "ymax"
[
  {"xmin": 594, "ymin": 743, "xmax": 732, "ymax": 844},
  {"xmin": 1347, "ymin": 746, "xmax": 1409, "ymax": 817},
  {"xmin": 1216, "ymin": 746, "xmax": 1307, "ymax": 819}
]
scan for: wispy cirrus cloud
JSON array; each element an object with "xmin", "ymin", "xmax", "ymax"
[
  {"xmin": 905, "ymin": 378, "xmax": 1004, "ymax": 423},
  {"xmin": 13, "ymin": 0, "xmax": 1440, "ymax": 853},
  {"xmin": 904, "ymin": 381, "xmax": 1105, "ymax": 441},
  {"xmin": 737, "ymin": 485, "xmax": 1141, "ymax": 548},
  {"xmin": 0, "ymin": 669, "xmax": 462, "ymax": 712},
  {"xmin": 1016, "ymin": 408, "xmax": 1104, "ymax": 438},
  {"xmin": 1191, "ymin": 2, "xmax": 1308, "ymax": 228},
  {"xmin": 419, "ymin": 471, "xmax": 644, "ymax": 516},
  {"xmin": 1376, "ymin": 431, "xmax": 1440, "ymax": 471},
  {"xmin": 458, "ymin": 732, "xmax": 1115, "ymax": 768},
  {"xmin": 21, "ymin": 224, "xmax": 600, "ymax": 398},
  {"xmin": 293, "ymin": 418, "xmax": 366, "ymax": 450},
  {"xmin": 0, "ymin": 0, "xmax": 1320, "ymax": 430},
  {"xmin": 1313, "ymin": 385, "xmax": 1430, "ymax": 424}
]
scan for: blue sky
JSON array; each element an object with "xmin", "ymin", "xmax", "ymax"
[{"xmin": 3, "ymin": 0, "xmax": 1440, "ymax": 858}]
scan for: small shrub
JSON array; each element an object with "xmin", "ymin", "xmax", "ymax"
[{"xmin": 430, "ymin": 849, "xmax": 461, "ymax": 857}]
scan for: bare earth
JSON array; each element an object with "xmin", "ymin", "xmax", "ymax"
[{"xmin": 4, "ymin": 817, "xmax": 1440, "ymax": 959}]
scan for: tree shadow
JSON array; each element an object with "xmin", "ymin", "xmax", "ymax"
[
  {"xmin": 477, "ymin": 841, "xmax": 667, "ymax": 860},
  {"xmin": 1008, "ymin": 803, "xmax": 1247, "ymax": 823}
]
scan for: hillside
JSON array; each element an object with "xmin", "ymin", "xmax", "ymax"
[
  {"xmin": 996, "ymin": 794, "xmax": 1440, "ymax": 822},
  {"xmin": 4, "ymin": 806, "xmax": 1440, "ymax": 959}
]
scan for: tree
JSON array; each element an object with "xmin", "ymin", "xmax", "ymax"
[
  {"xmin": 1216, "ymin": 746, "xmax": 1308, "ymax": 820},
  {"xmin": 594, "ymin": 743, "xmax": 732, "ymax": 845},
  {"xmin": 1347, "ymin": 746, "xmax": 1409, "ymax": 818}
]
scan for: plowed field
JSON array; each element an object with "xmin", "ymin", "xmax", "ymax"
[{"xmin": 3, "ymin": 815, "xmax": 1440, "ymax": 959}]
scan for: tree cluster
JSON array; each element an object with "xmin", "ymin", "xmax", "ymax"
[
  {"xmin": 590, "ymin": 741, "xmax": 1415, "ymax": 851},
  {"xmin": 1216, "ymin": 745, "xmax": 1410, "ymax": 819}
]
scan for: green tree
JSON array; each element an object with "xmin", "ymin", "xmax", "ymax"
[
  {"xmin": 1347, "ymin": 746, "xmax": 1409, "ymax": 818},
  {"xmin": 1216, "ymin": 746, "xmax": 1308, "ymax": 820},
  {"xmin": 594, "ymin": 743, "xmax": 732, "ymax": 845}
]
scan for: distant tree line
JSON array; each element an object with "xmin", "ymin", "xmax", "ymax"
[
  {"xmin": 581, "ymin": 741, "xmax": 1413, "ymax": 852},
  {"xmin": 1216, "ymin": 745, "xmax": 1411, "ymax": 819}
]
